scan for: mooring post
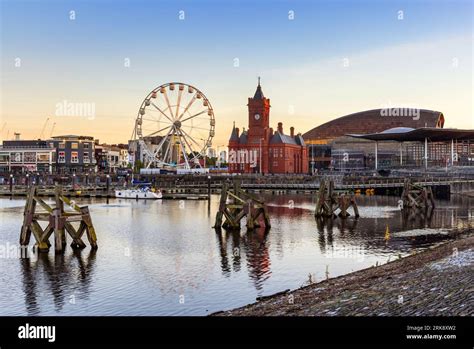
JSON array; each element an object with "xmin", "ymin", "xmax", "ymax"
[
  {"xmin": 246, "ymin": 200, "xmax": 255, "ymax": 230},
  {"xmin": 54, "ymin": 186, "xmax": 66, "ymax": 253},
  {"xmin": 20, "ymin": 186, "xmax": 36, "ymax": 246},
  {"xmin": 214, "ymin": 182, "xmax": 228, "ymax": 228}
]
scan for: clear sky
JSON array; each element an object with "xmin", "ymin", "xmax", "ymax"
[{"xmin": 1, "ymin": 0, "xmax": 473, "ymax": 146}]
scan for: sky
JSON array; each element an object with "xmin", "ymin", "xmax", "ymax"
[{"xmin": 1, "ymin": 0, "xmax": 473, "ymax": 147}]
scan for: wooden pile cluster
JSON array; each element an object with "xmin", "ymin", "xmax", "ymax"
[
  {"xmin": 20, "ymin": 186, "xmax": 98, "ymax": 253},
  {"xmin": 214, "ymin": 181, "xmax": 271, "ymax": 230},
  {"xmin": 400, "ymin": 179, "xmax": 435, "ymax": 210},
  {"xmin": 315, "ymin": 179, "xmax": 359, "ymax": 218}
]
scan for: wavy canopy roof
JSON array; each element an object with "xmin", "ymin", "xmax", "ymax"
[{"xmin": 347, "ymin": 127, "xmax": 474, "ymax": 142}]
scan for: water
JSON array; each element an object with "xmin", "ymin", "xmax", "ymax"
[{"xmin": 0, "ymin": 194, "xmax": 473, "ymax": 316}]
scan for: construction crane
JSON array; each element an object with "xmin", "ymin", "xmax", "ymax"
[
  {"xmin": 39, "ymin": 117, "xmax": 50, "ymax": 139},
  {"xmin": 49, "ymin": 122, "xmax": 56, "ymax": 138}
]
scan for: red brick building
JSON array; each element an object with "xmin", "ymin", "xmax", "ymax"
[{"xmin": 228, "ymin": 80, "xmax": 308, "ymax": 174}]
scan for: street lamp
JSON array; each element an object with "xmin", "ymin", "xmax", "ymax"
[
  {"xmin": 26, "ymin": 173, "xmax": 29, "ymax": 188},
  {"xmin": 9, "ymin": 174, "xmax": 13, "ymax": 194},
  {"xmin": 106, "ymin": 174, "xmax": 110, "ymax": 196},
  {"xmin": 207, "ymin": 175, "xmax": 211, "ymax": 199}
]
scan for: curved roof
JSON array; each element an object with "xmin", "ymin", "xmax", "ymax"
[
  {"xmin": 302, "ymin": 109, "xmax": 444, "ymax": 141},
  {"xmin": 348, "ymin": 128, "xmax": 474, "ymax": 142},
  {"xmin": 380, "ymin": 127, "xmax": 415, "ymax": 134}
]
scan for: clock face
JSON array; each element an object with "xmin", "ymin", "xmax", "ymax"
[{"xmin": 254, "ymin": 114, "xmax": 261, "ymax": 120}]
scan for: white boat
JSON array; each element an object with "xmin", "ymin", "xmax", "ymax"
[{"xmin": 115, "ymin": 187, "xmax": 163, "ymax": 199}]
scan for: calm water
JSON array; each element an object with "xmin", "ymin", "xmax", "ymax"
[{"xmin": 0, "ymin": 194, "xmax": 473, "ymax": 316}]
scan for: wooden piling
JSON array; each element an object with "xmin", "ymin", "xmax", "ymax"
[
  {"xmin": 401, "ymin": 179, "xmax": 435, "ymax": 210},
  {"xmin": 20, "ymin": 185, "xmax": 98, "ymax": 253},
  {"xmin": 315, "ymin": 179, "xmax": 359, "ymax": 219},
  {"xmin": 214, "ymin": 180, "xmax": 270, "ymax": 231}
]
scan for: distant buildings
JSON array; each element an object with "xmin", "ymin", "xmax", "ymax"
[
  {"xmin": 0, "ymin": 135, "xmax": 131, "ymax": 174},
  {"xmin": 228, "ymin": 80, "xmax": 308, "ymax": 174}
]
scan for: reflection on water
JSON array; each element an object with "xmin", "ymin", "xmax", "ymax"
[
  {"xmin": 20, "ymin": 250, "xmax": 96, "ymax": 316},
  {"xmin": 0, "ymin": 193, "xmax": 472, "ymax": 315},
  {"xmin": 216, "ymin": 228, "xmax": 271, "ymax": 290}
]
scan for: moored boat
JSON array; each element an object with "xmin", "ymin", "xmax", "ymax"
[{"xmin": 115, "ymin": 185, "xmax": 162, "ymax": 199}]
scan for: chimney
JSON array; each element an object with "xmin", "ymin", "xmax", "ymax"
[
  {"xmin": 277, "ymin": 122, "xmax": 283, "ymax": 134},
  {"xmin": 14, "ymin": 132, "xmax": 20, "ymax": 141},
  {"xmin": 290, "ymin": 127, "xmax": 295, "ymax": 137},
  {"xmin": 236, "ymin": 128, "xmax": 240, "ymax": 137}
]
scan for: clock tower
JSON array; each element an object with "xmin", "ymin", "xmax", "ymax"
[{"xmin": 247, "ymin": 77, "xmax": 270, "ymax": 142}]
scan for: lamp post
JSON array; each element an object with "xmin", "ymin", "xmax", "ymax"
[
  {"xmin": 9, "ymin": 174, "xmax": 13, "ymax": 194},
  {"xmin": 106, "ymin": 174, "xmax": 110, "ymax": 197},
  {"xmin": 72, "ymin": 173, "xmax": 76, "ymax": 187},
  {"xmin": 26, "ymin": 173, "xmax": 29, "ymax": 188},
  {"xmin": 207, "ymin": 175, "xmax": 211, "ymax": 200}
]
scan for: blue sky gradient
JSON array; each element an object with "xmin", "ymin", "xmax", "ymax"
[{"xmin": 1, "ymin": 0, "xmax": 473, "ymax": 144}]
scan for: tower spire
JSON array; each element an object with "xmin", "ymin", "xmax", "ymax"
[{"xmin": 253, "ymin": 77, "xmax": 264, "ymax": 99}]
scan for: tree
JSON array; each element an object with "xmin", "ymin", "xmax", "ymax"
[{"xmin": 134, "ymin": 160, "xmax": 144, "ymax": 173}]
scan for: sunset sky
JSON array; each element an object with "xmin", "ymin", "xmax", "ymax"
[{"xmin": 1, "ymin": 0, "xmax": 473, "ymax": 147}]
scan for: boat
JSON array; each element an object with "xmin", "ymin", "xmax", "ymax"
[{"xmin": 115, "ymin": 184, "xmax": 163, "ymax": 199}]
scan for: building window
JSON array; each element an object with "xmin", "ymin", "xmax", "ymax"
[
  {"xmin": 58, "ymin": 151, "xmax": 66, "ymax": 163},
  {"xmin": 71, "ymin": 151, "xmax": 79, "ymax": 163},
  {"xmin": 37, "ymin": 153, "xmax": 50, "ymax": 162},
  {"xmin": 83, "ymin": 143, "xmax": 90, "ymax": 149},
  {"xmin": 83, "ymin": 152, "xmax": 90, "ymax": 163},
  {"xmin": 71, "ymin": 142, "xmax": 79, "ymax": 149},
  {"xmin": 59, "ymin": 142, "xmax": 66, "ymax": 149}
]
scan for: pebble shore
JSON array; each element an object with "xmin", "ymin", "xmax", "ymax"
[{"xmin": 214, "ymin": 235, "xmax": 474, "ymax": 316}]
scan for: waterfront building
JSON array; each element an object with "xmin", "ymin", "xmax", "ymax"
[
  {"xmin": 50, "ymin": 135, "xmax": 96, "ymax": 174},
  {"xmin": 94, "ymin": 143, "xmax": 123, "ymax": 173},
  {"xmin": 228, "ymin": 80, "xmax": 308, "ymax": 174},
  {"xmin": 0, "ymin": 140, "xmax": 55, "ymax": 174},
  {"xmin": 302, "ymin": 109, "xmax": 454, "ymax": 171}
]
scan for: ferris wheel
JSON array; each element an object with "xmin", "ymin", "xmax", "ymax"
[{"xmin": 132, "ymin": 82, "xmax": 215, "ymax": 169}]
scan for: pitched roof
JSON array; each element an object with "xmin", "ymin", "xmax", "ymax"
[
  {"xmin": 303, "ymin": 109, "xmax": 444, "ymax": 141},
  {"xmin": 229, "ymin": 123, "xmax": 239, "ymax": 142},
  {"xmin": 270, "ymin": 132, "xmax": 297, "ymax": 145},
  {"xmin": 294, "ymin": 134, "xmax": 305, "ymax": 146},
  {"xmin": 239, "ymin": 131, "xmax": 248, "ymax": 144}
]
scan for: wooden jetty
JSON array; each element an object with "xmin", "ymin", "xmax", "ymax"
[
  {"xmin": 400, "ymin": 179, "xmax": 435, "ymax": 210},
  {"xmin": 214, "ymin": 181, "xmax": 271, "ymax": 230},
  {"xmin": 315, "ymin": 179, "xmax": 359, "ymax": 218},
  {"xmin": 20, "ymin": 186, "xmax": 98, "ymax": 253}
]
